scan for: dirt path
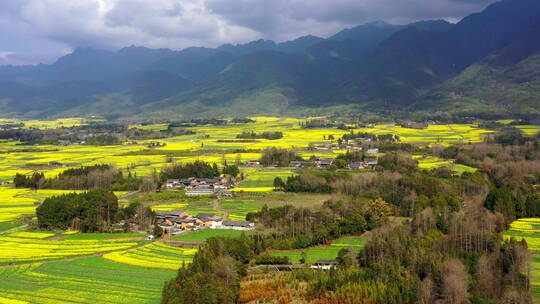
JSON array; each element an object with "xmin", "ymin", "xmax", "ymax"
[
  {"xmin": 119, "ymin": 191, "xmax": 140, "ymax": 199},
  {"xmin": 212, "ymin": 199, "xmax": 229, "ymax": 219},
  {"xmin": 0, "ymin": 224, "xmax": 27, "ymax": 234}
]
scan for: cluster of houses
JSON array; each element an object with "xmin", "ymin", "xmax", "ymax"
[
  {"xmin": 155, "ymin": 209, "xmax": 255, "ymax": 234},
  {"xmin": 314, "ymin": 144, "xmax": 362, "ymax": 151},
  {"xmin": 289, "ymin": 156, "xmax": 378, "ymax": 170},
  {"xmin": 164, "ymin": 177, "xmax": 233, "ymax": 195},
  {"xmin": 347, "ymin": 158, "xmax": 378, "ymax": 170}
]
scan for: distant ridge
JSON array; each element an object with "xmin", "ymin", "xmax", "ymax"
[{"xmin": 0, "ymin": 0, "xmax": 539, "ymax": 119}]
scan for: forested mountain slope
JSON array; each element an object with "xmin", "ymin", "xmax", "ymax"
[{"xmin": 0, "ymin": 0, "xmax": 539, "ymax": 119}]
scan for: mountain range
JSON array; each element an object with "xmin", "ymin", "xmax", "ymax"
[{"xmin": 1, "ymin": 0, "xmax": 539, "ymax": 120}]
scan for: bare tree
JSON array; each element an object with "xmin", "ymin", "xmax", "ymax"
[
  {"xmin": 417, "ymin": 276, "xmax": 435, "ymax": 304},
  {"xmin": 442, "ymin": 258, "xmax": 469, "ymax": 304}
]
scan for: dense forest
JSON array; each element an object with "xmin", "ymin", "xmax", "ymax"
[
  {"xmin": 36, "ymin": 190, "xmax": 119, "ymax": 232},
  {"xmin": 159, "ymin": 161, "xmax": 221, "ymax": 181}
]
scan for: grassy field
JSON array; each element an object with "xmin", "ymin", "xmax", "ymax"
[
  {"xmin": 235, "ymin": 168, "xmax": 294, "ymax": 192},
  {"xmin": 270, "ymin": 236, "xmax": 366, "ymax": 263},
  {"xmin": 221, "ymin": 199, "xmax": 282, "ymax": 221},
  {"xmin": 172, "ymin": 229, "xmax": 255, "ymax": 241}
]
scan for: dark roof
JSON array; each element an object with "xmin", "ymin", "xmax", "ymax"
[
  {"xmin": 222, "ymin": 220, "xmax": 253, "ymax": 227},
  {"xmin": 178, "ymin": 218, "xmax": 197, "ymax": 224},
  {"xmin": 313, "ymin": 259, "xmax": 339, "ymax": 265},
  {"xmin": 155, "ymin": 210, "xmax": 185, "ymax": 217},
  {"xmin": 364, "ymin": 157, "xmax": 378, "ymax": 163},
  {"xmin": 166, "ymin": 217, "xmax": 196, "ymax": 224},
  {"xmin": 196, "ymin": 213, "xmax": 218, "ymax": 221},
  {"xmin": 319, "ymin": 158, "xmax": 334, "ymax": 165},
  {"xmin": 349, "ymin": 163, "xmax": 362, "ymax": 169},
  {"xmin": 194, "ymin": 184, "xmax": 213, "ymax": 189}
]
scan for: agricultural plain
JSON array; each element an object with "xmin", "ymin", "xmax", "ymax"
[{"xmin": 0, "ymin": 117, "xmax": 538, "ymax": 304}]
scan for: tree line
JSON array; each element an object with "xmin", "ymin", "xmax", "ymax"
[{"xmin": 14, "ymin": 164, "xmax": 142, "ymax": 191}]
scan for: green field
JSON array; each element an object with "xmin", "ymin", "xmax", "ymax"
[
  {"xmin": 414, "ymin": 155, "xmax": 477, "ymax": 174},
  {"xmin": 233, "ymin": 168, "xmax": 295, "ymax": 192},
  {"xmin": 0, "ymin": 256, "xmax": 176, "ymax": 304},
  {"xmin": 270, "ymin": 236, "xmax": 366, "ymax": 263},
  {"xmin": 221, "ymin": 199, "xmax": 281, "ymax": 221},
  {"xmin": 172, "ymin": 229, "xmax": 255, "ymax": 241}
]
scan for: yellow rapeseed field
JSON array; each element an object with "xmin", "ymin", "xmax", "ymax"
[{"xmin": 103, "ymin": 242, "xmax": 196, "ymax": 270}]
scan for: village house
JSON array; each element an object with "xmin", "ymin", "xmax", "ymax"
[
  {"xmin": 165, "ymin": 177, "xmax": 232, "ymax": 191},
  {"xmin": 194, "ymin": 213, "xmax": 223, "ymax": 228},
  {"xmin": 174, "ymin": 218, "xmax": 197, "ymax": 230},
  {"xmin": 185, "ymin": 184, "xmax": 220, "ymax": 196},
  {"xmin": 318, "ymin": 158, "xmax": 334, "ymax": 168},
  {"xmin": 247, "ymin": 159, "xmax": 261, "ymax": 166},
  {"xmin": 164, "ymin": 179, "xmax": 182, "ymax": 189},
  {"xmin": 289, "ymin": 160, "xmax": 315, "ymax": 168},
  {"xmin": 366, "ymin": 148, "xmax": 379, "ymax": 154},
  {"xmin": 310, "ymin": 259, "xmax": 339, "ymax": 270},
  {"xmin": 348, "ymin": 162, "xmax": 364, "ymax": 170},
  {"xmin": 315, "ymin": 145, "xmax": 330, "ymax": 151},
  {"xmin": 158, "ymin": 217, "xmax": 197, "ymax": 232},
  {"xmin": 214, "ymin": 220, "xmax": 255, "ymax": 231},
  {"xmin": 289, "ymin": 161, "xmax": 303, "ymax": 168},
  {"xmin": 364, "ymin": 157, "xmax": 378, "ymax": 168},
  {"xmin": 155, "ymin": 210, "xmax": 189, "ymax": 220}
]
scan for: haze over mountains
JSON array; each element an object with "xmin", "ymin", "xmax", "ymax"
[{"xmin": 0, "ymin": 0, "xmax": 539, "ymax": 119}]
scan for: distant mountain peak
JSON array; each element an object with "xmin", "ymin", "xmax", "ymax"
[{"xmin": 366, "ymin": 20, "xmax": 392, "ymax": 27}]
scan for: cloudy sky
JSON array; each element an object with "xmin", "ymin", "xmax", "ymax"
[{"xmin": 0, "ymin": 0, "xmax": 498, "ymax": 65}]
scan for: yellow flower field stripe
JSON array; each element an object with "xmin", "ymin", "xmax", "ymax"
[
  {"xmin": 229, "ymin": 187, "xmax": 275, "ymax": 192},
  {"xmin": 0, "ymin": 296, "xmax": 29, "ymax": 304},
  {"xmin": 151, "ymin": 203, "xmax": 188, "ymax": 211},
  {"xmin": 0, "ymin": 234, "xmax": 140, "ymax": 264},
  {"xmin": 7, "ymin": 232, "xmax": 55, "ymax": 239},
  {"xmin": 103, "ymin": 242, "xmax": 196, "ymax": 270}
]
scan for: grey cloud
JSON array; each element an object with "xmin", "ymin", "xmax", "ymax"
[{"xmin": 0, "ymin": 0, "xmax": 499, "ymax": 65}]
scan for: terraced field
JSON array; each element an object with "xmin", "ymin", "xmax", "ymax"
[
  {"xmin": 0, "ymin": 256, "xmax": 176, "ymax": 304},
  {"xmin": 0, "ymin": 229, "xmax": 190, "ymax": 304},
  {"xmin": 103, "ymin": 242, "xmax": 196, "ymax": 270},
  {"xmin": 0, "ymin": 231, "xmax": 145, "ymax": 265},
  {"xmin": 504, "ymin": 218, "xmax": 540, "ymax": 301}
]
